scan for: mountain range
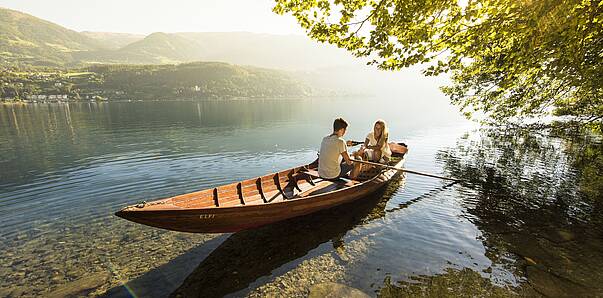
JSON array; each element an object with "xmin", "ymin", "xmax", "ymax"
[
  {"xmin": 0, "ymin": 7, "xmax": 357, "ymax": 70},
  {"xmin": 1, "ymin": 6, "xmax": 430, "ymax": 98}
]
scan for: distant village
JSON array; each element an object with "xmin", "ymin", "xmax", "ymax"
[
  {"xmin": 2, "ymin": 90, "xmax": 110, "ymax": 103},
  {"xmin": 1, "ymin": 70, "xmax": 110, "ymax": 103},
  {"xmin": 1, "ymin": 63, "xmax": 312, "ymax": 103},
  {"xmin": 18, "ymin": 94, "xmax": 110, "ymax": 102},
  {"xmin": 1, "ymin": 68, "xmax": 247, "ymax": 103}
]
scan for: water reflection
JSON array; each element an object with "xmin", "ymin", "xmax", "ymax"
[
  {"xmin": 438, "ymin": 129, "xmax": 603, "ymax": 296},
  {"xmin": 0, "ymin": 100, "xmax": 310, "ymax": 187},
  {"xmin": 2, "ymin": 100, "xmax": 602, "ymax": 297},
  {"xmin": 172, "ymin": 196, "xmax": 388, "ymax": 297},
  {"xmin": 176, "ymin": 178, "xmax": 409, "ymax": 297},
  {"xmin": 3, "ymin": 98, "xmax": 461, "ymax": 297},
  {"xmin": 93, "ymin": 178, "xmax": 402, "ymax": 298}
]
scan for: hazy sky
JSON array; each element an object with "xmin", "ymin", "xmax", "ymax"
[{"xmin": 0, "ymin": 0, "xmax": 305, "ymax": 35}]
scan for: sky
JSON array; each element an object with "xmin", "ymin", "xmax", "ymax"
[{"xmin": 0, "ymin": 0, "xmax": 305, "ymax": 35}]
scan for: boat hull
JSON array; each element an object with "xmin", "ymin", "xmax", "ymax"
[{"xmin": 115, "ymin": 157, "xmax": 405, "ymax": 233}]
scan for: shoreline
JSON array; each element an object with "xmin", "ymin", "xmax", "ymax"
[{"xmin": 0, "ymin": 95, "xmax": 375, "ymax": 105}]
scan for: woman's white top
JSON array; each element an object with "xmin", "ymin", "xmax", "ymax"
[{"xmin": 366, "ymin": 131, "xmax": 391, "ymax": 159}]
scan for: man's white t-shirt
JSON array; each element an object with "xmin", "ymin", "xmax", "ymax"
[{"xmin": 318, "ymin": 134, "xmax": 347, "ymax": 179}]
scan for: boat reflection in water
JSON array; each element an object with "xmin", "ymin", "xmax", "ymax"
[{"xmin": 168, "ymin": 176, "xmax": 407, "ymax": 297}]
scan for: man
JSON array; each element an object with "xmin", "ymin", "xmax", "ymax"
[{"xmin": 318, "ymin": 117, "xmax": 360, "ymax": 179}]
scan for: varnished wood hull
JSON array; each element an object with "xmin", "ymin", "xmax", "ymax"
[{"xmin": 116, "ymin": 144, "xmax": 406, "ymax": 233}]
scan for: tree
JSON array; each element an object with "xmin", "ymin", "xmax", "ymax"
[{"xmin": 274, "ymin": 0, "xmax": 603, "ymax": 131}]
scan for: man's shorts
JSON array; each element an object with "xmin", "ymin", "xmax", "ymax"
[{"xmin": 338, "ymin": 162, "xmax": 354, "ymax": 178}]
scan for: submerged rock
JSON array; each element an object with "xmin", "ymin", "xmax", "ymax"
[
  {"xmin": 46, "ymin": 271, "xmax": 110, "ymax": 297},
  {"xmin": 309, "ymin": 282, "xmax": 370, "ymax": 298},
  {"xmin": 526, "ymin": 265, "xmax": 589, "ymax": 297},
  {"xmin": 378, "ymin": 268, "xmax": 521, "ymax": 297}
]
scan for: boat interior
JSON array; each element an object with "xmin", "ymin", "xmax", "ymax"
[{"xmin": 140, "ymin": 154, "xmax": 404, "ymax": 210}]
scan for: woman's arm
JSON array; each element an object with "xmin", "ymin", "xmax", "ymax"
[{"xmin": 366, "ymin": 137, "xmax": 386, "ymax": 150}]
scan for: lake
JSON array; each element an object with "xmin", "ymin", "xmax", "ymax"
[{"xmin": 1, "ymin": 98, "xmax": 601, "ymax": 297}]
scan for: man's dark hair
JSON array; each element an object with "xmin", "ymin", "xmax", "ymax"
[{"xmin": 333, "ymin": 117, "xmax": 348, "ymax": 131}]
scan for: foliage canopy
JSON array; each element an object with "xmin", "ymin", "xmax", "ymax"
[{"xmin": 274, "ymin": 0, "xmax": 603, "ymax": 130}]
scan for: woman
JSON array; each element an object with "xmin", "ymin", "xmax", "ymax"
[{"xmin": 357, "ymin": 119, "xmax": 391, "ymax": 163}]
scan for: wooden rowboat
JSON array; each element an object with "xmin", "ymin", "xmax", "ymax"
[{"xmin": 115, "ymin": 142, "xmax": 408, "ymax": 233}]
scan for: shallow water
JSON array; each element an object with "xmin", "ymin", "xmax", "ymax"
[{"xmin": 1, "ymin": 99, "xmax": 601, "ymax": 297}]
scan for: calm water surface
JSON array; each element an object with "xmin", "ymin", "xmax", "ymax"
[{"xmin": 0, "ymin": 99, "xmax": 601, "ymax": 297}]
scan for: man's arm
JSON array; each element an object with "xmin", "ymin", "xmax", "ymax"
[{"xmin": 341, "ymin": 151, "xmax": 353, "ymax": 165}]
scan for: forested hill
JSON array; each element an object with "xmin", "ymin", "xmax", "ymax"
[
  {"xmin": 79, "ymin": 32, "xmax": 145, "ymax": 50},
  {"xmin": 1, "ymin": 62, "xmax": 311, "ymax": 100},
  {"xmin": 0, "ymin": 7, "xmax": 105, "ymax": 66},
  {"xmin": 73, "ymin": 32, "xmax": 206, "ymax": 65},
  {"xmin": 89, "ymin": 62, "xmax": 310, "ymax": 99}
]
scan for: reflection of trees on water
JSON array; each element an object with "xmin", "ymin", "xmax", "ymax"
[
  {"xmin": 170, "ymin": 179, "xmax": 406, "ymax": 298},
  {"xmin": 437, "ymin": 129, "xmax": 603, "ymax": 296},
  {"xmin": 0, "ymin": 101, "xmax": 305, "ymax": 185}
]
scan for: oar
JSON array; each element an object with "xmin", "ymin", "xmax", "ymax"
[{"xmin": 350, "ymin": 159, "xmax": 463, "ymax": 182}]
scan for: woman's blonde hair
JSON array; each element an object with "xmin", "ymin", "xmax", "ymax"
[{"xmin": 374, "ymin": 119, "xmax": 389, "ymax": 149}]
